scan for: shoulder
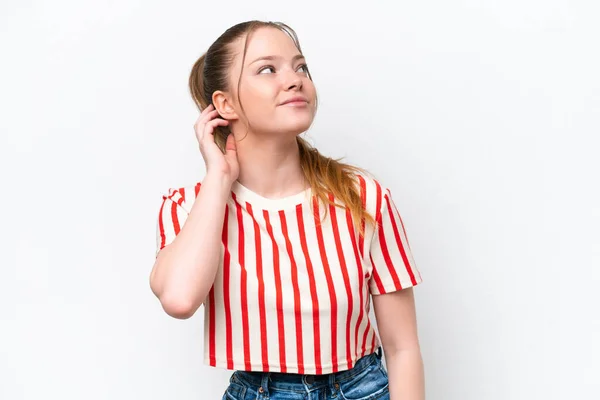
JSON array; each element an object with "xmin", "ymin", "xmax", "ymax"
[
  {"xmin": 349, "ymin": 169, "xmax": 389, "ymax": 215},
  {"xmin": 351, "ymin": 169, "xmax": 386, "ymax": 194},
  {"xmin": 160, "ymin": 181, "xmax": 202, "ymax": 214}
]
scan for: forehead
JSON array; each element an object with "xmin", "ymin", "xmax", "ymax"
[{"xmin": 236, "ymin": 27, "xmax": 300, "ymax": 65}]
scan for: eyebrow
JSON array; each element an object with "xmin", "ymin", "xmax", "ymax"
[{"xmin": 249, "ymin": 54, "xmax": 306, "ymax": 65}]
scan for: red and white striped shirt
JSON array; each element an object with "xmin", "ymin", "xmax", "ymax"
[{"xmin": 155, "ymin": 172, "xmax": 422, "ymax": 374}]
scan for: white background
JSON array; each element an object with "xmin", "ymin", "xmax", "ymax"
[{"xmin": 2, "ymin": 1, "xmax": 599, "ymax": 399}]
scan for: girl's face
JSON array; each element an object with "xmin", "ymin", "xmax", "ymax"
[{"xmin": 225, "ymin": 27, "xmax": 317, "ymax": 138}]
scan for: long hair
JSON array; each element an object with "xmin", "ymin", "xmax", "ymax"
[{"xmin": 189, "ymin": 20, "xmax": 376, "ymax": 237}]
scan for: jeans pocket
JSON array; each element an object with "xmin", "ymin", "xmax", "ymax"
[
  {"xmin": 224, "ymin": 377, "xmax": 247, "ymax": 400},
  {"xmin": 338, "ymin": 361, "xmax": 389, "ymax": 400}
]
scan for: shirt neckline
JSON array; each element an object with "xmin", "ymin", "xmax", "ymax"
[{"xmin": 230, "ymin": 180, "xmax": 313, "ymax": 211}]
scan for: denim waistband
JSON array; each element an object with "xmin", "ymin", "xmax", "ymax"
[{"xmin": 232, "ymin": 347, "xmax": 383, "ymax": 392}]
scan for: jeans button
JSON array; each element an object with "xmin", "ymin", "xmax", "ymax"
[{"xmin": 306, "ymin": 375, "xmax": 314, "ymax": 384}]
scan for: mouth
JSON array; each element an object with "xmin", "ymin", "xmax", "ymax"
[
  {"xmin": 282, "ymin": 101, "xmax": 308, "ymax": 107},
  {"xmin": 280, "ymin": 96, "xmax": 309, "ymax": 106}
]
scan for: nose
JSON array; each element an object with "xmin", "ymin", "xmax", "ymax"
[{"xmin": 282, "ymin": 68, "xmax": 303, "ymax": 90}]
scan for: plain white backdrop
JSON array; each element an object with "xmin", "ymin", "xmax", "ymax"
[{"xmin": 2, "ymin": 0, "xmax": 599, "ymax": 399}]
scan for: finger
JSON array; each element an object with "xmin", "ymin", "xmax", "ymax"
[
  {"xmin": 201, "ymin": 103, "xmax": 214, "ymax": 115},
  {"xmin": 195, "ymin": 105, "xmax": 214, "ymax": 125},
  {"xmin": 200, "ymin": 109, "xmax": 220, "ymax": 123},
  {"xmin": 195, "ymin": 114, "xmax": 222, "ymax": 140},
  {"xmin": 202, "ymin": 119, "xmax": 229, "ymax": 140},
  {"xmin": 204, "ymin": 119, "xmax": 229, "ymax": 133},
  {"xmin": 225, "ymin": 133, "xmax": 237, "ymax": 153},
  {"xmin": 209, "ymin": 117, "xmax": 229, "ymax": 126},
  {"xmin": 196, "ymin": 118, "xmax": 220, "ymax": 140},
  {"xmin": 195, "ymin": 110, "xmax": 219, "ymax": 130}
]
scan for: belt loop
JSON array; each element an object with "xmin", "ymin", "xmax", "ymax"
[
  {"xmin": 329, "ymin": 372, "xmax": 340, "ymax": 394},
  {"xmin": 377, "ymin": 346, "xmax": 383, "ymax": 359},
  {"xmin": 259, "ymin": 372, "xmax": 271, "ymax": 397}
]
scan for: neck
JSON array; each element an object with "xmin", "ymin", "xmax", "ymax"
[{"xmin": 234, "ymin": 132, "xmax": 307, "ymax": 199}]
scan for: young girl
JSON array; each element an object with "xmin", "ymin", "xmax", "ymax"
[{"xmin": 150, "ymin": 20, "xmax": 425, "ymax": 400}]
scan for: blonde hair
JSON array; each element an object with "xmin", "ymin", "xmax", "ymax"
[{"xmin": 189, "ymin": 20, "xmax": 376, "ymax": 237}]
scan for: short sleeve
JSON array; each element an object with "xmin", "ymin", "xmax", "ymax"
[
  {"xmin": 368, "ymin": 187, "xmax": 423, "ymax": 294},
  {"xmin": 155, "ymin": 188, "xmax": 190, "ymax": 257}
]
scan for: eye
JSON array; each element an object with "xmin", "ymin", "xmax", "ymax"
[
  {"xmin": 297, "ymin": 64, "xmax": 309, "ymax": 73},
  {"xmin": 258, "ymin": 65, "xmax": 275, "ymax": 74}
]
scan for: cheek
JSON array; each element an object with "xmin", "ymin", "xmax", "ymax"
[
  {"xmin": 306, "ymin": 81, "xmax": 317, "ymax": 99},
  {"xmin": 240, "ymin": 84, "xmax": 275, "ymax": 112},
  {"xmin": 244, "ymin": 80, "xmax": 276, "ymax": 99}
]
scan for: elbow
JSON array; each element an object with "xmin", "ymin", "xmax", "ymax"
[
  {"xmin": 148, "ymin": 260, "xmax": 204, "ymax": 319},
  {"xmin": 158, "ymin": 293, "xmax": 200, "ymax": 319},
  {"xmin": 151, "ymin": 278, "xmax": 204, "ymax": 319}
]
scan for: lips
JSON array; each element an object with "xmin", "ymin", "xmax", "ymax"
[{"xmin": 280, "ymin": 96, "xmax": 308, "ymax": 106}]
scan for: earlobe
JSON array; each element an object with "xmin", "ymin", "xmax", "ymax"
[{"xmin": 212, "ymin": 90, "xmax": 239, "ymax": 121}]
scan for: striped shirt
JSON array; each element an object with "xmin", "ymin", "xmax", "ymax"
[{"xmin": 155, "ymin": 172, "xmax": 422, "ymax": 374}]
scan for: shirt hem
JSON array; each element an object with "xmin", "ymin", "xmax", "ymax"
[
  {"xmin": 204, "ymin": 345, "xmax": 380, "ymax": 374},
  {"xmin": 371, "ymin": 275, "xmax": 423, "ymax": 295}
]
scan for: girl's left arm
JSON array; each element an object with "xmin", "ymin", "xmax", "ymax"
[{"xmin": 373, "ymin": 287, "xmax": 425, "ymax": 400}]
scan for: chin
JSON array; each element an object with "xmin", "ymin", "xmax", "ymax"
[
  {"xmin": 286, "ymin": 121, "xmax": 313, "ymax": 136},
  {"xmin": 254, "ymin": 113, "xmax": 314, "ymax": 136},
  {"xmin": 280, "ymin": 115, "xmax": 314, "ymax": 134}
]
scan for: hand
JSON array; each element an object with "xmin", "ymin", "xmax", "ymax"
[{"xmin": 194, "ymin": 104, "xmax": 239, "ymax": 184}]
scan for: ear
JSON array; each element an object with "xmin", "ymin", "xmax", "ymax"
[{"xmin": 212, "ymin": 90, "xmax": 239, "ymax": 121}]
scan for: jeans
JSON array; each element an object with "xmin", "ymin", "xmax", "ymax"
[{"xmin": 222, "ymin": 347, "xmax": 389, "ymax": 400}]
